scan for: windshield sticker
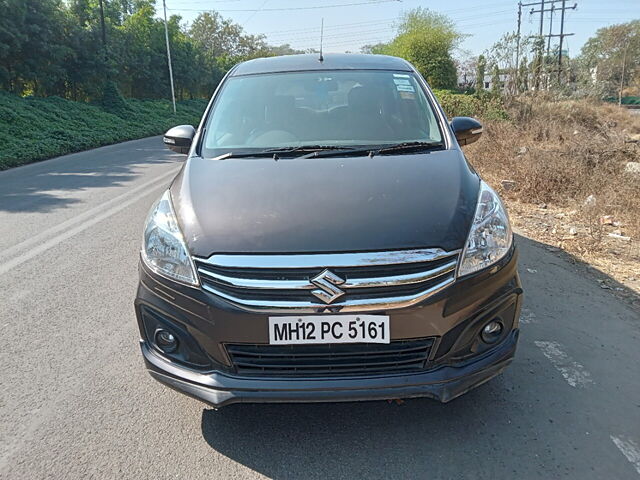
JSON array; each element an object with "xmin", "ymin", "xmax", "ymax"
[
  {"xmin": 396, "ymin": 84, "xmax": 415, "ymax": 92},
  {"xmin": 393, "ymin": 73, "xmax": 410, "ymax": 78},
  {"xmin": 393, "ymin": 78, "xmax": 411, "ymax": 86},
  {"xmin": 399, "ymin": 91, "xmax": 415, "ymax": 100}
]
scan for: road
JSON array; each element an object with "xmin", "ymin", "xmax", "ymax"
[{"xmin": 1, "ymin": 137, "xmax": 639, "ymax": 479}]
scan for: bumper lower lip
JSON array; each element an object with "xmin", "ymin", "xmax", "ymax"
[{"xmin": 142, "ymin": 329, "xmax": 519, "ymax": 408}]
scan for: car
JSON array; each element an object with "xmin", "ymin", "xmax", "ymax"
[{"xmin": 135, "ymin": 53, "xmax": 522, "ymax": 408}]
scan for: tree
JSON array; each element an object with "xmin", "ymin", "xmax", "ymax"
[
  {"xmin": 475, "ymin": 54, "xmax": 486, "ymax": 92},
  {"xmin": 579, "ymin": 20, "xmax": 640, "ymax": 102},
  {"xmin": 189, "ymin": 12, "xmax": 267, "ymax": 60},
  {"xmin": 267, "ymin": 44, "xmax": 304, "ymax": 56},
  {"xmin": 490, "ymin": 64, "xmax": 501, "ymax": 94},
  {"xmin": 372, "ymin": 8, "xmax": 463, "ymax": 90},
  {"xmin": 456, "ymin": 52, "xmax": 476, "ymax": 91},
  {"xmin": 485, "ymin": 32, "xmax": 537, "ymax": 95},
  {"xmin": 518, "ymin": 57, "xmax": 529, "ymax": 92},
  {"xmin": 0, "ymin": 1, "xmax": 317, "ymax": 101},
  {"xmin": 0, "ymin": 0, "xmax": 72, "ymax": 95}
]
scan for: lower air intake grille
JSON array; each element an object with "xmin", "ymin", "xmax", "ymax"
[{"xmin": 225, "ymin": 338, "xmax": 435, "ymax": 377}]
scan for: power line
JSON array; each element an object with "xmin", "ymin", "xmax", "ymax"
[
  {"xmin": 168, "ymin": 2, "xmax": 516, "ymax": 36},
  {"xmin": 242, "ymin": 0, "xmax": 269, "ymax": 25},
  {"xmin": 266, "ymin": 11, "xmax": 514, "ymax": 43},
  {"xmin": 265, "ymin": 9, "xmax": 514, "ymax": 42},
  {"xmin": 291, "ymin": 18, "xmax": 515, "ymax": 50},
  {"xmin": 170, "ymin": 0, "xmax": 401, "ymax": 13}
]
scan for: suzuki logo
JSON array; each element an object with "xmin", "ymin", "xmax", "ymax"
[{"xmin": 310, "ymin": 269, "xmax": 346, "ymax": 304}]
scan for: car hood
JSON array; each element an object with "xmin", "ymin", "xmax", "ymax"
[{"xmin": 170, "ymin": 150, "xmax": 480, "ymax": 258}]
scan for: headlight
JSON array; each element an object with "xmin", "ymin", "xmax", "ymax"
[
  {"xmin": 458, "ymin": 181, "xmax": 513, "ymax": 277},
  {"xmin": 141, "ymin": 190, "xmax": 199, "ymax": 286}
]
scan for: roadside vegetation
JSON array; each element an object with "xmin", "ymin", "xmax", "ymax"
[
  {"xmin": 0, "ymin": 92, "xmax": 206, "ymax": 170},
  {"xmin": 0, "ymin": 0, "xmax": 301, "ymax": 169},
  {"xmin": 0, "ymin": 0, "xmax": 302, "ymax": 100}
]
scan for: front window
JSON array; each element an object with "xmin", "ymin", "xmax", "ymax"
[{"xmin": 201, "ymin": 70, "xmax": 443, "ymax": 157}]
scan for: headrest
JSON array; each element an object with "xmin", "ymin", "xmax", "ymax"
[{"xmin": 348, "ymin": 86, "xmax": 378, "ymax": 114}]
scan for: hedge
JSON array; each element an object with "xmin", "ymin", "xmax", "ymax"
[
  {"xmin": 0, "ymin": 91, "xmax": 207, "ymax": 170},
  {"xmin": 433, "ymin": 90, "xmax": 508, "ymax": 120}
]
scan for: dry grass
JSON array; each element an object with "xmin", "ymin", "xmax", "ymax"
[
  {"xmin": 467, "ymin": 97, "xmax": 640, "ymax": 239},
  {"xmin": 465, "ymin": 96, "xmax": 640, "ymax": 299}
]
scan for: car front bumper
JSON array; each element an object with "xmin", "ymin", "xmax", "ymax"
[
  {"xmin": 142, "ymin": 328, "xmax": 518, "ymax": 407},
  {"xmin": 134, "ymin": 246, "xmax": 522, "ymax": 408}
]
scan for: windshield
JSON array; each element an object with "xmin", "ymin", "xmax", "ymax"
[{"xmin": 201, "ymin": 70, "xmax": 443, "ymax": 157}]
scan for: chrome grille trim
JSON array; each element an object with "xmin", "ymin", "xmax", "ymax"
[
  {"xmin": 197, "ymin": 258, "xmax": 458, "ymax": 290},
  {"xmin": 199, "ymin": 248, "xmax": 457, "ymax": 269},
  {"xmin": 195, "ymin": 249, "xmax": 460, "ymax": 314},
  {"xmin": 200, "ymin": 276, "xmax": 455, "ymax": 313}
]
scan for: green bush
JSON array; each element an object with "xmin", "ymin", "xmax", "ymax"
[
  {"xmin": 433, "ymin": 90, "xmax": 508, "ymax": 121},
  {"xmin": 100, "ymin": 80, "xmax": 132, "ymax": 117},
  {"xmin": 0, "ymin": 92, "xmax": 207, "ymax": 170}
]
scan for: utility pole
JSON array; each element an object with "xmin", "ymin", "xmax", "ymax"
[
  {"xmin": 98, "ymin": 0, "xmax": 107, "ymax": 58},
  {"xmin": 162, "ymin": 0, "xmax": 177, "ymax": 114},
  {"xmin": 521, "ymin": 0, "xmax": 553, "ymax": 89},
  {"xmin": 546, "ymin": 4, "xmax": 554, "ymax": 59},
  {"xmin": 515, "ymin": 2, "xmax": 522, "ymax": 94},
  {"xmin": 546, "ymin": 4, "xmax": 555, "ymax": 89},
  {"xmin": 527, "ymin": 0, "xmax": 576, "ymax": 88},
  {"xmin": 557, "ymin": 1, "xmax": 577, "ymax": 82},
  {"xmin": 537, "ymin": 0, "xmax": 544, "ymax": 89}
]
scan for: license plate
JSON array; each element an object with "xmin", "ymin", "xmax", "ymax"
[{"xmin": 268, "ymin": 315, "xmax": 390, "ymax": 345}]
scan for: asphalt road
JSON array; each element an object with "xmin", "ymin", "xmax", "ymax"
[{"xmin": 1, "ymin": 137, "xmax": 639, "ymax": 479}]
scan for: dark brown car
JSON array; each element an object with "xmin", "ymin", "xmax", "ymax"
[{"xmin": 135, "ymin": 54, "xmax": 522, "ymax": 408}]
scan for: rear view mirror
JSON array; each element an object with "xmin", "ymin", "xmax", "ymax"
[
  {"xmin": 163, "ymin": 125, "xmax": 195, "ymax": 154},
  {"xmin": 450, "ymin": 117, "xmax": 483, "ymax": 146}
]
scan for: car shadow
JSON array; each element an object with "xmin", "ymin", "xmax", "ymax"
[
  {"xmin": 200, "ymin": 375, "xmax": 524, "ymax": 479},
  {"xmin": 0, "ymin": 137, "xmax": 179, "ymax": 213},
  {"xmin": 198, "ymin": 234, "xmax": 639, "ymax": 479}
]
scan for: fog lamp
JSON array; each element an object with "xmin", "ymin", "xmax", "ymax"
[
  {"xmin": 481, "ymin": 320, "xmax": 503, "ymax": 344},
  {"xmin": 155, "ymin": 329, "xmax": 178, "ymax": 352}
]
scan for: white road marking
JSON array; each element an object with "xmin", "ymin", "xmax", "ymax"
[
  {"xmin": 534, "ymin": 340, "xmax": 594, "ymax": 388},
  {"xmin": 519, "ymin": 308, "xmax": 538, "ymax": 324},
  {"xmin": 0, "ymin": 169, "xmax": 178, "ymax": 276},
  {"xmin": 611, "ymin": 435, "xmax": 640, "ymax": 476}
]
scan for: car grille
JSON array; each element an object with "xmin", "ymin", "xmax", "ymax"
[
  {"xmin": 195, "ymin": 249, "xmax": 460, "ymax": 313},
  {"xmin": 225, "ymin": 338, "xmax": 435, "ymax": 377}
]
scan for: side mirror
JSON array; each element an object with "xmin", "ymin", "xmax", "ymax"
[
  {"xmin": 450, "ymin": 117, "xmax": 483, "ymax": 146},
  {"xmin": 163, "ymin": 125, "xmax": 195, "ymax": 154}
]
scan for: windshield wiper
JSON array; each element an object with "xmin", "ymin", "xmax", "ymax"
[
  {"xmin": 369, "ymin": 141, "xmax": 444, "ymax": 157},
  {"xmin": 293, "ymin": 141, "xmax": 444, "ymax": 159},
  {"xmin": 209, "ymin": 151, "xmax": 283, "ymax": 161},
  {"xmin": 209, "ymin": 145, "xmax": 358, "ymax": 161},
  {"xmin": 208, "ymin": 142, "xmax": 442, "ymax": 161},
  {"xmin": 263, "ymin": 145, "xmax": 358, "ymax": 155}
]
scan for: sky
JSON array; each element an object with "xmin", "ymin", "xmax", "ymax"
[{"xmin": 162, "ymin": 0, "xmax": 639, "ymax": 58}]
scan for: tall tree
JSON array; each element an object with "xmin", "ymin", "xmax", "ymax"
[
  {"xmin": 579, "ymin": 20, "xmax": 640, "ymax": 102},
  {"xmin": 371, "ymin": 8, "xmax": 463, "ymax": 90}
]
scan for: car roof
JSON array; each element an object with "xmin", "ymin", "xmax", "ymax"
[{"xmin": 230, "ymin": 53, "xmax": 413, "ymax": 76}]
